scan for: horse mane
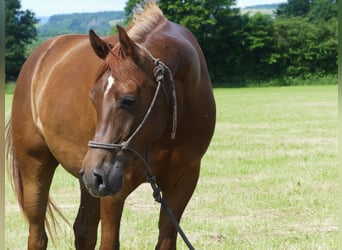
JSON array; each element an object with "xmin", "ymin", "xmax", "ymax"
[{"xmin": 127, "ymin": 1, "xmax": 167, "ymax": 43}]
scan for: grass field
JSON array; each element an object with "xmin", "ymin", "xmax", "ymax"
[{"xmin": 5, "ymin": 85, "xmax": 338, "ymax": 249}]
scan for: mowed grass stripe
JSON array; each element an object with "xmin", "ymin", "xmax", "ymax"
[{"xmin": 5, "ymin": 85, "xmax": 337, "ymax": 249}]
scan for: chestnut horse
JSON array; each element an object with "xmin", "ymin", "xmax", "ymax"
[{"xmin": 6, "ymin": 3, "xmax": 215, "ymax": 249}]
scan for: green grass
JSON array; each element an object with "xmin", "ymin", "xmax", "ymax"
[
  {"xmin": 4, "ymin": 83, "xmax": 16, "ymax": 95},
  {"xmin": 5, "ymin": 85, "xmax": 338, "ymax": 249}
]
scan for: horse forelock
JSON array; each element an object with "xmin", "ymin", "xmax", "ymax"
[
  {"xmin": 95, "ymin": 48, "xmax": 149, "ymax": 88},
  {"xmin": 94, "ymin": 47, "xmax": 125, "ymax": 83}
]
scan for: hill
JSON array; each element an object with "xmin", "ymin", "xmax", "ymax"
[
  {"xmin": 38, "ymin": 11, "xmax": 125, "ymax": 37},
  {"xmin": 240, "ymin": 3, "xmax": 282, "ymax": 16},
  {"xmin": 243, "ymin": 3, "xmax": 282, "ymax": 9}
]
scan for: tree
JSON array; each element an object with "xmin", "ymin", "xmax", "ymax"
[
  {"xmin": 124, "ymin": 0, "xmax": 141, "ymax": 22},
  {"xmin": 276, "ymin": 0, "xmax": 311, "ymax": 17},
  {"xmin": 240, "ymin": 13, "xmax": 280, "ymax": 80},
  {"xmin": 5, "ymin": 0, "xmax": 38, "ymax": 82},
  {"xmin": 308, "ymin": 0, "xmax": 337, "ymax": 21},
  {"xmin": 274, "ymin": 16, "xmax": 337, "ymax": 78},
  {"xmin": 198, "ymin": 2, "xmax": 244, "ymax": 82}
]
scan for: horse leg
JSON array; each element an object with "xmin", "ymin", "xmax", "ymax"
[
  {"xmin": 73, "ymin": 180, "xmax": 100, "ymax": 250},
  {"xmin": 155, "ymin": 165, "xmax": 200, "ymax": 250},
  {"xmin": 16, "ymin": 150, "xmax": 58, "ymax": 250},
  {"xmin": 98, "ymin": 173, "xmax": 143, "ymax": 250},
  {"xmin": 99, "ymin": 196, "xmax": 125, "ymax": 250}
]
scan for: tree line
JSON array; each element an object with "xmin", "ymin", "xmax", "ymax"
[{"xmin": 5, "ymin": 0, "xmax": 337, "ymax": 86}]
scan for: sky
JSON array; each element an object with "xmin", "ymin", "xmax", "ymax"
[{"xmin": 21, "ymin": 0, "xmax": 285, "ymax": 17}]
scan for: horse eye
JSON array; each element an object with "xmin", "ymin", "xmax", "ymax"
[{"xmin": 119, "ymin": 95, "xmax": 136, "ymax": 110}]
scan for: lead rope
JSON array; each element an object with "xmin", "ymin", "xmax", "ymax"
[
  {"xmin": 88, "ymin": 55, "xmax": 193, "ymax": 248},
  {"xmin": 89, "ymin": 141, "xmax": 195, "ymax": 249},
  {"xmin": 147, "ymin": 61, "xmax": 195, "ymax": 250},
  {"xmin": 148, "ymin": 176, "xmax": 195, "ymax": 250},
  {"xmin": 146, "ymin": 63, "xmax": 195, "ymax": 247},
  {"xmin": 112, "ymin": 144, "xmax": 195, "ymax": 249},
  {"xmin": 141, "ymin": 146, "xmax": 195, "ymax": 250},
  {"xmin": 140, "ymin": 42, "xmax": 178, "ymax": 140},
  {"xmin": 152, "ymin": 58, "xmax": 177, "ymax": 139}
]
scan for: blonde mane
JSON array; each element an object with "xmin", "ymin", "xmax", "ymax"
[{"xmin": 127, "ymin": 1, "xmax": 166, "ymax": 42}]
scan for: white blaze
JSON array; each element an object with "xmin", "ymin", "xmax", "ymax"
[{"xmin": 104, "ymin": 75, "xmax": 115, "ymax": 96}]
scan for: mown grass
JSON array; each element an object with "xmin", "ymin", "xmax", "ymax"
[{"xmin": 5, "ymin": 85, "xmax": 338, "ymax": 249}]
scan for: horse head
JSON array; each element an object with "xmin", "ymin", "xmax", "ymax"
[{"xmin": 80, "ymin": 26, "xmax": 173, "ymax": 197}]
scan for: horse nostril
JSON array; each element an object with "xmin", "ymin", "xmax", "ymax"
[{"xmin": 93, "ymin": 172, "xmax": 104, "ymax": 186}]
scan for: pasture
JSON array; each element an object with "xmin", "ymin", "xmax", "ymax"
[{"xmin": 5, "ymin": 85, "xmax": 337, "ymax": 249}]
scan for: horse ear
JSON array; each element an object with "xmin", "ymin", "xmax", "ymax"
[
  {"xmin": 117, "ymin": 25, "xmax": 137, "ymax": 59},
  {"xmin": 89, "ymin": 29, "xmax": 113, "ymax": 59}
]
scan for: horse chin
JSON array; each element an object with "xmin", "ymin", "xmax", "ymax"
[{"xmin": 81, "ymin": 161, "xmax": 124, "ymax": 197}]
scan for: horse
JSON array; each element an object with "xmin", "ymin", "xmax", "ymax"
[{"xmin": 6, "ymin": 2, "xmax": 216, "ymax": 249}]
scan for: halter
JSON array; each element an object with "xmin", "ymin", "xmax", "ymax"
[
  {"xmin": 87, "ymin": 51, "xmax": 195, "ymax": 249},
  {"xmin": 88, "ymin": 55, "xmax": 177, "ymax": 151}
]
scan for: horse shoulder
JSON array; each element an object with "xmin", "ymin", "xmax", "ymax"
[{"xmin": 19, "ymin": 35, "xmax": 101, "ymax": 174}]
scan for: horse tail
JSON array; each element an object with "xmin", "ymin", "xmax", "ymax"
[
  {"xmin": 5, "ymin": 119, "xmax": 24, "ymax": 214},
  {"xmin": 5, "ymin": 119, "xmax": 70, "ymax": 245}
]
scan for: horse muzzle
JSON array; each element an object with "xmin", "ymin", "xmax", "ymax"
[{"xmin": 80, "ymin": 160, "xmax": 123, "ymax": 197}]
